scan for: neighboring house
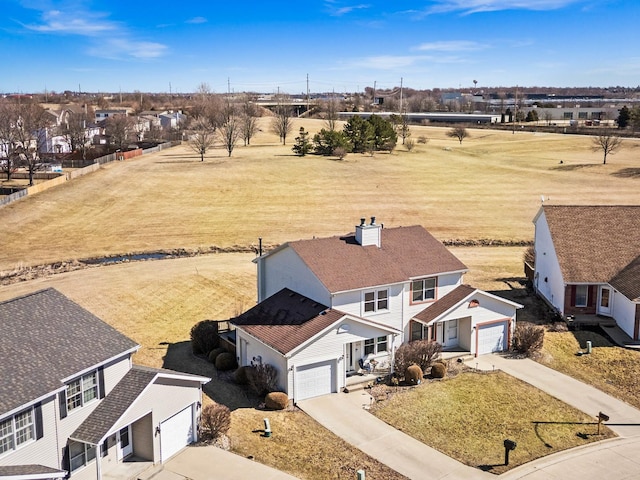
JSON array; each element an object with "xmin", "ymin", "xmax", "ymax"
[
  {"xmin": 159, "ymin": 112, "xmax": 186, "ymax": 131},
  {"xmin": 0, "ymin": 289, "xmax": 209, "ymax": 480},
  {"xmin": 232, "ymin": 218, "xmax": 522, "ymax": 401},
  {"xmin": 533, "ymin": 205, "xmax": 640, "ymax": 338},
  {"xmin": 94, "ymin": 109, "xmax": 129, "ymax": 123}
]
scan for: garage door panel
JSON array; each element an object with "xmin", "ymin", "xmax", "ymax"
[
  {"xmin": 296, "ymin": 360, "xmax": 334, "ymax": 400},
  {"xmin": 160, "ymin": 405, "xmax": 194, "ymax": 461},
  {"xmin": 477, "ymin": 322, "xmax": 507, "ymax": 355}
]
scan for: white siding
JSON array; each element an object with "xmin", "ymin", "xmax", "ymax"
[
  {"xmin": 613, "ymin": 291, "xmax": 637, "ymax": 339},
  {"xmin": 260, "ymin": 248, "xmax": 330, "ymax": 305},
  {"xmin": 0, "ymin": 396, "xmax": 59, "ymax": 469},
  {"xmin": 236, "ymin": 330, "xmax": 288, "ymax": 393},
  {"xmin": 534, "ymin": 211, "xmax": 566, "ymax": 312},
  {"xmin": 332, "ymin": 284, "xmax": 404, "ymax": 333}
]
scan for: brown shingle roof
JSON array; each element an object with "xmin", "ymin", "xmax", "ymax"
[
  {"xmin": 0, "ymin": 465, "xmax": 66, "ymax": 478},
  {"xmin": 0, "ymin": 289, "xmax": 139, "ymax": 415},
  {"xmin": 542, "ymin": 206, "xmax": 640, "ymax": 291},
  {"xmin": 610, "ymin": 255, "xmax": 640, "ymax": 301},
  {"xmin": 233, "ymin": 289, "xmax": 344, "ymax": 355},
  {"xmin": 413, "ymin": 285, "xmax": 477, "ymax": 324},
  {"xmin": 287, "ymin": 225, "xmax": 467, "ymax": 293}
]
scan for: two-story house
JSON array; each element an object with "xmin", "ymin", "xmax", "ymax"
[
  {"xmin": 0, "ymin": 288, "xmax": 209, "ymax": 480},
  {"xmin": 232, "ymin": 218, "xmax": 521, "ymax": 402},
  {"xmin": 533, "ymin": 204, "xmax": 640, "ymax": 339}
]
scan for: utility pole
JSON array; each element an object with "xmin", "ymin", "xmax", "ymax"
[
  {"xmin": 399, "ymin": 77, "xmax": 403, "ymax": 113},
  {"xmin": 373, "ymin": 81, "xmax": 376, "ymax": 108},
  {"xmin": 512, "ymin": 85, "xmax": 518, "ymax": 134},
  {"xmin": 306, "ymin": 73, "xmax": 309, "ymax": 116}
]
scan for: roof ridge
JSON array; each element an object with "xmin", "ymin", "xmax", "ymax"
[{"xmin": 0, "ymin": 287, "xmax": 58, "ymax": 306}]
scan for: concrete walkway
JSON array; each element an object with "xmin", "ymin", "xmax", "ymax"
[
  {"xmin": 298, "ymin": 391, "xmax": 493, "ymax": 480},
  {"xmin": 468, "ymin": 354, "xmax": 640, "ymax": 438},
  {"xmin": 153, "ymin": 445, "xmax": 299, "ymax": 480}
]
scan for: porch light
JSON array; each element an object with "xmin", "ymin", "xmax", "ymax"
[{"xmin": 155, "ymin": 425, "xmax": 161, "ymax": 436}]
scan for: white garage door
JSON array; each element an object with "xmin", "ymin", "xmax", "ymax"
[
  {"xmin": 296, "ymin": 360, "xmax": 334, "ymax": 400},
  {"xmin": 477, "ymin": 322, "xmax": 507, "ymax": 355},
  {"xmin": 160, "ymin": 405, "xmax": 194, "ymax": 461}
]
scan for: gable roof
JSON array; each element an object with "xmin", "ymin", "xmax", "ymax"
[
  {"xmin": 285, "ymin": 225, "xmax": 467, "ymax": 293},
  {"xmin": 540, "ymin": 205, "xmax": 640, "ymax": 295},
  {"xmin": 233, "ymin": 288, "xmax": 397, "ymax": 356},
  {"xmin": 70, "ymin": 365, "xmax": 209, "ymax": 445},
  {"xmin": 0, "ymin": 289, "xmax": 139, "ymax": 415},
  {"xmin": 413, "ymin": 285, "xmax": 478, "ymax": 324}
]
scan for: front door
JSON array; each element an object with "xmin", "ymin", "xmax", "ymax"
[
  {"xmin": 117, "ymin": 425, "xmax": 133, "ymax": 459},
  {"xmin": 598, "ymin": 286, "xmax": 612, "ymax": 316},
  {"xmin": 346, "ymin": 342, "xmax": 361, "ymax": 372},
  {"xmin": 443, "ymin": 319, "xmax": 459, "ymax": 348}
]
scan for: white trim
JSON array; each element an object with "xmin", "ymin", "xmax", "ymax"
[
  {"xmin": 61, "ymin": 347, "xmax": 139, "ymax": 383},
  {"xmin": 0, "ymin": 391, "xmax": 62, "ymax": 421},
  {"xmin": 408, "ymin": 269, "xmax": 468, "ymax": 281},
  {"xmin": 0, "ymin": 473, "xmax": 66, "ymax": 480}
]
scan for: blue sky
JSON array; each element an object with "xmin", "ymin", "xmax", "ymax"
[{"xmin": 2, "ymin": 0, "xmax": 638, "ymax": 94}]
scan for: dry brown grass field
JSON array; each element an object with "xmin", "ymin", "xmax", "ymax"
[{"xmin": 1, "ymin": 118, "xmax": 639, "ymax": 273}]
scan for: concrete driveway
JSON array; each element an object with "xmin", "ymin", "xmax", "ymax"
[{"xmin": 153, "ymin": 445, "xmax": 299, "ymax": 480}]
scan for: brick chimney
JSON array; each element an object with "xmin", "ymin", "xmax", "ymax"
[{"xmin": 355, "ymin": 216, "xmax": 382, "ymax": 247}]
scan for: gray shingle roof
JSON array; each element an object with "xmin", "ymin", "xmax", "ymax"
[
  {"xmin": 287, "ymin": 225, "xmax": 468, "ymax": 293},
  {"xmin": 0, "ymin": 464, "xmax": 66, "ymax": 478},
  {"xmin": 0, "ymin": 288, "xmax": 139, "ymax": 415},
  {"xmin": 413, "ymin": 285, "xmax": 477, "ymax": 324},
  {"xmin": 71, "ymin": 366, "xmax": 157, "ymax": 444},
  {"xmin": 542, "ymin": 205, "xmax": 640, "ymax": 299}
]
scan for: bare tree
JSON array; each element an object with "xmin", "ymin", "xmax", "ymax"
[
  {"xmin": 271, "ymin": 95, "xmax": 293, "ymax": 145},
  {"xmin": 59, "ymin": 111, "xmax": 91, "ymax": 159},
  {"xmin": 0, "ymin": 100, "xmax": 20, "ymax": 180},
  {"xmin": 390, "ymin": 112, "xmax": 411, "ymax": 145},
  {"xmin": 13, "ymin": 102, "xmax": 51, "ymax": 185},
  {"xmin": 447, "ymin": 126, "xmax": 469, "ymax": 144},
  {"xmin": 592, "ymin": 130, "xmax": 622, "ymax": 164},
  {"xmin": 218, "ymin": 108, "xmax": 240, "ymax": 157},
  {"xmin": 322, "ymin": 95, "xmax": 340, "ymax": 132},
  {"xmin": 105, "ymin": 114, "xmax": 134, "ymax": 150},
  {"xmin": 240, "ymin": 98, "xmax": 259, "ymax": 146},
  {"xmin": 190, "ymin": 118, "xmax": 216, "ymax": 161}
]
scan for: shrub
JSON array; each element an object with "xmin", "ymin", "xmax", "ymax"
[
  {"xmin": 332, "ymin": 146, "xmax": 347, "ymax": 160},
  {"xmin": 513, "ymin": 322, "xmax": 544, "ymax": 356},
  {"xmin": 405, "ymin": 138, "xmax": 415, "ymax": 152},
  {"xmin": 394, "ymin": 340, "xmax": 442, "ymax": 376},
  {"xmin": 200, "ymin": 403, "xmax": 231, "ymax": 440},
  {"xmin": 417, "ymin": 135, "xmax": 429, "ymax": 144},
  {"xmin": 405, "ymin": 364, "xmax": 423, "ymax": 385},
  {"xmin": 190, "ymin": 320, "xmax": 220, "ymax": 355},
  {"xmin": 247, "ymin": 364, "xmax": 279, "ymax": 396},
  {"xmin": 431, "ymin": 362, "xmax": 446, "ymax": 378},
  {"xmin": 215, "ymin": 352, "xmax": 238, "ymax": 371},
  {"xmin": 265, "ymin": 392, "xmax": 289, "ymax": 410},
  {"xmin": 234, "ymin": 366, "xmax": 250, "ymax": 385},
  {"xmin": 208, "ymin": 347, "xmax": 227, "ymax": 363}
]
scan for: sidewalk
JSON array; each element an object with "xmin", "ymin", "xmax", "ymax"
[
  {"xmin": 298, "ymin": 391, "xmax": 493, "ymax": 480},
  {"xmin": 154, "ymin": 445, "xmax": 299, "ymax": 480},
  {"xmin": 467, "ymin": 354, "xmax": 640, "ymax": 438}
]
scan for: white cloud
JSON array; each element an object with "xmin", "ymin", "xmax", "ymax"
[
  {"xmin": 415, "ymin": 40, "xmax": 488, "ymax": 52},
  {"xmin": 326, "ymin": 3, "xmax": 371, "ymax": 16},
  {"xmin": 425, "ymin": 0, "xmax": 583, "ymax": 15},
  {"xmin": 88, "ymin": 38, "xmax": 168, "ymax": 60},
  {"xmin": 24, "ymin": 9, "xmax": 117, "ymax": 35},
  {"xmin": 186, "ymin": 16, "xmax": 207, "ymax": 24}
]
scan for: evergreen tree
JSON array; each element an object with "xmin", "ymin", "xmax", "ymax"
[
  {"xmin": 312, "ymin": 129, "xmax": 350, "ymax": 156},
  {"xmin": 343, "ymin": 115, "xmax": 373, "ymax": 153},
  {"xmin": 292, "ymin": 127, "xmax": 312, "ymax": 156},
  {"xmin": 617, "ymin": 106, "xmax": 630, "ymax": 129}
]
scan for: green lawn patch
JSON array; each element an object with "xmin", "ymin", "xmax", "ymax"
[
  {"xmin": 539, "ymin": 330, "xmax": 640, "ymax": 410},
  {"xmin": 371, "ymin": 371, "xmax": 614, "ymax": 474}
]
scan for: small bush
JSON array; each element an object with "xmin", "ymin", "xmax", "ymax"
[
  {"xmin": 247, "ymin": 364, "xmax": 279, "ymax": 396},
  {"xmin": 190, "ymin": 320, "xmax": 220, "ymax": 355},
  {"xmin": 405, "ymin": 364, "xmax": 423, "ymax": 385},
  {"xmin": 513, "ymin": 322, "xmax": 544, "ymax": 356},
  {"xmin": 394, "ymin": 340, "xmax": 442, "ymax": 376},
  {"xmin": 215, "ymin": 352, "xmax": 238, "ymax": 371},
  {"xmin": 201, "ymin": 403, "xmax": 231, "ymax": 440},
  {"xmin": 417, "ymin": 135, "xmax": 429, "ymax": 144},
  {"xmin": 332, "ymin": 147, "xmax": 347, "ymax": 160},
  {"xmin": 234, "ymin": 366, "xmax": 250, "ymax": 385},
  {"xmin": 405, "ymin": 138, "xmax": 415, "ymax": 152},
  {"xmin": 431, "ymin": 362, "xmax": 446, "ymax": 378},
  {"xmin": 208, "ymin": 347, "xmax": 227, "ymax": 363},
  {"xmin": 265, "ymin": 392, "xmax": 289, "ymax": 410}
]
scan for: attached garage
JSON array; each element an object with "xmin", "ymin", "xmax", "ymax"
[
  {"xmin": 477, "ymin": 321, "xmax": 508, "ymax": 355},
  {"xmin": 295, "ymin": 360, "xmax": 335, "ymax": 401},
  {"xmin": 160, "ymin": 405, "xmax": 195, "ymax": 461}
]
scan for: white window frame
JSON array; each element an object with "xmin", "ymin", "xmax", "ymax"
[
  {"xmin": 364, "ymin": 336, "xmax": 388, "ymax": 355},
  {"xmin": 0, "ymin": 408, "xmax": 35, "ymax": 456},
  {"xmin": 69, "ymin": 441, "xmax": 97, "ymax": 472},
  {"xmin": 575, "ymin": 285, "xmax": 588, "ymax": 307},
  {"xmin": 411, "ymin": 277, "xmax": 437, "ymax": 303},
  {"xmin": 363, "ymin": 289, "xmax": 389, "ymax": 314},
  {"xmin": 67, "ymin": 371, "xmax": 99, "ymax": 413}
]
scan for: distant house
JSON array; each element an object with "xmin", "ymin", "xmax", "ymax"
[
  {"xmin": 0, "ymin": 289, "xmax": 209, "ymax": 479},
  {"xmin": 533, "ymin": 205, "xmax": 640, "ymax": 338},
  {"xmin": 232, "ymin": 218, "xmax": 522, "ymax": 401},
  {"xmin": 94, "ymin": 109, "xmax": 129, "ymax": 123}
]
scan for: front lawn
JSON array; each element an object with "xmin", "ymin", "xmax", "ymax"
[
  {"xmin": 371, "ymin": 371, "xmax": 613, "ymax": 474},
  {"xmin": 539, "ymin": 330, "xmax": 640, "ymax": 410}
]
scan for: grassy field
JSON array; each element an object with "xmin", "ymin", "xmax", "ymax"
[
  {"xmin": 539, "ymin": 330, "xmax": 640, "ymax": 410},
  {"xmin": 1, "ymin": 118, "xmax": 639, "ymax": 273},
  {"xmin": 372, "ymin": 371, "xmax": 615, "ymax": 474}
]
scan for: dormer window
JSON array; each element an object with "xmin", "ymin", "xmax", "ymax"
[
  {"xmin": 411, "ymin": 277, "xmax": 437, "ymax": 303},
  {"xmin": 364, "ymin": 289, "xmax": 388, "ymax": 313}
]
